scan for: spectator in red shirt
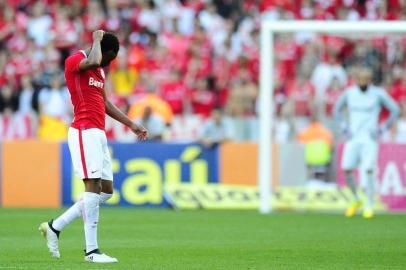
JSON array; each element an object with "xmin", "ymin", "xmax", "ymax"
[
  {"xmin": 50, "ymin": 8, "xmax": 78, "ymax": 66},
  {"xmin": 323, "ymin": 76, "xmax": 344, "ymax": 117},
  {"xmin": 146, "ymin": 45, "xmax": 178, "ymax": 84},
  {"xmin": 159, "ymin": 70, "xmax": 187, "ymax": 115},
  {"xmin": 127, "ymin": 44, "xmax": 146, "ymax": 72},
  {"xmin": 190, "ymin": 77, "xmax": 216, "ymax": 117},
  {"xmin": 161, "ymin": 25, "xmax": 190, "ymax": 66},
  {"xmin": 286, "ymin": 74, "xmax": 315, "ymax": 117},
  {"xmin": 0, "ymin": 52, "xmax": 7, "ymax": 88},
  {"xmin": 131, "ymin": 69, "xmax": 150, "ymax": 102},
  {"xmin": 391, "ymin": 70, "xmax": 406, "ymax": 103},
  {"xmin": 184, "ymin": 53, "xmax": 211, "ymax": 88},
  {"xmin": 274, "ymin": 34, "xmax": 301, "ymax": 81},
  {"xmin": 260, "ymin": 0, "xmax": 298, "ymax": 14}
]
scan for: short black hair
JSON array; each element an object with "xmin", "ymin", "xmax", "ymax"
[{"xmin": 101, "ymin": 32, "xmax": 119, "ymax": 55}]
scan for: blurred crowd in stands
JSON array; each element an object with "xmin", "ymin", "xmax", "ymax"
[{"xmin": 1, "ymin": 0, "xmax": 406, "ymax": 144}]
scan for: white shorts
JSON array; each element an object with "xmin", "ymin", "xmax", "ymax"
[
  {"xmin": 68, "ymin": 127, "xmax": 113, "ymax": 180},
  {"xmin": 341, "ymin": 138, "xmax": 378, "ymax": 171}
]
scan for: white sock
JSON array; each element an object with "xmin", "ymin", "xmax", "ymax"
[
  {"xmin": 100, "ymin": 192, "xmax": 113, "ymax": 204},
  {"xmin": 83, "ymin": 192, "xmax": 100, "ymax": 253},
  {"xmin": 53, "ymin": 198, "xmax": 83, "ymax": 231},
  {"xmin": 365, "ymin": 173, "xmax": 375, "ymax": 209},
  {"xmin": 52, "ymin": 192, "xmax": 112, "ymax": 232}
]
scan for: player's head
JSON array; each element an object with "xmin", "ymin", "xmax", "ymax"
[
  {"xmin": 100, "ymin": 32, "xmax": 119, "ymax": 67},
  {"xmin": 356, "ymin": 67, "xmax": 373, "ymax": 91}
]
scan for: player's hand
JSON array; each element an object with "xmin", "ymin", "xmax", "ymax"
[
  {"xmin": 92, "ymin": 30, "xmax": 105, "ymax": 42},
  {"xmin": 130, "ymin": 123, "xmax": 148, "ymax": 141},
  {"xmin": 371, "ymin": 126, "xmax": 385, "ymax": 140},
  {"xmin": 340, "ymin": 123, "xmax": 351, "ymax": 139},
  {"xmin": 342, "ymin": 128, "xmax": 351, "ymax": 139}
]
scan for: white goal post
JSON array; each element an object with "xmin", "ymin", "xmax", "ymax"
[{"xmin": 258, "ymin": 20, "xmax": 406, "ymax": 214}]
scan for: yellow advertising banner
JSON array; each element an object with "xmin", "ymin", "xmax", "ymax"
[{"xmin": 165, "ymin": 184, "xmax": 387, "ymax": 211}]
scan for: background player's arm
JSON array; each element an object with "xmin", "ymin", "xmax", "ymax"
[
  {"xmin": 379, "ymin": 90, "xmax": 400, "ymax": 130},
  {"xmin": 78, "ymin": 30, "xmax": 104, "ymax": 71},
  {"xmin": 102, "ymin": 89, "xmax": 148, "ymax": 140},
  {"xmin": 333, "ymin": 90, "xmax": 348, "ymax": 126}
]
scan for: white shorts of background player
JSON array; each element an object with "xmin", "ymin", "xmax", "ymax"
[{"xmin": 341, "ymin": 135, "xmax": 378, "ymax": 188}]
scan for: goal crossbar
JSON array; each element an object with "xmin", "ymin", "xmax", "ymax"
[
  {"xmin": 258, "ymin": 20, "xmax": 406, "ymax": 214},
  {"xmin": 263, "ymin": 20, "xmax": 406, "ymax": 33}
]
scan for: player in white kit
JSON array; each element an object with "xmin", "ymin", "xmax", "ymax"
[{"xmin": 334, "ymin": 68, "xmax": 399, "ymax": 218}]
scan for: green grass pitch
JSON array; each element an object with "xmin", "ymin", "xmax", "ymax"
[{"xmin": 0, "ymin": 208, "xmax": 405, "ymax": 270}]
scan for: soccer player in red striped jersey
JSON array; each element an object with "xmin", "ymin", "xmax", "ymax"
[{"xmin": 39, "ymin": 30, "xmax": 147, "ymax": 263}]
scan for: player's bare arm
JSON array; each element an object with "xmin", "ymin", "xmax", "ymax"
[
  {"xmin": 102, "ymin": 89, "xmax": 148, "ymax": 141},
  {"xmin": 79, "ymin": 30, "xmax": 104, "ymax": 71}
]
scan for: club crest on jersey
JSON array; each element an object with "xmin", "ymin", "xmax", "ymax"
[{"xmin": 89, "ymin": 77, "xmax": 104, "ymax": 88}]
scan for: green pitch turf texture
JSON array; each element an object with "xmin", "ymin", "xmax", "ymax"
[{"xmin": 0, "ymin": 209, "xmax": 405, "ymax": 270}]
